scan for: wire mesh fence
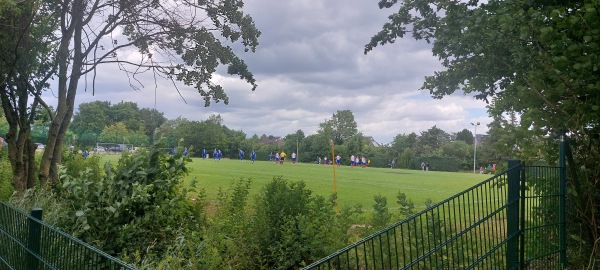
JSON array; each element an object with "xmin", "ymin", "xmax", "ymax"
[
  {"xmin": 0, "ymin": 201, "xmax": 135, "ymax": 270},
  {"xmin": 304, "ymin": 160, "xmax": 565, "ymax": 270}
]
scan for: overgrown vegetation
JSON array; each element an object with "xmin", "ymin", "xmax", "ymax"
[
  {"xmin": 8, "ymin": 148, "xmax": 436, "ymax": 269},
  {"xmin": 367, "ymin": 0, "xmax": 600, "ymax": 266},
  {"xmin": 0, "ymin": 146, "xmax": 13, "ymax": 200}
]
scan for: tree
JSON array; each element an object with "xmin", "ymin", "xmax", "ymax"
[
  {"xmin": 299, "ymin": 134, "xmax": 331, "ymax": 163},
  {"xmin": 367, "ymin": 0, "xmax": 600, "ymax": 264},
  {"xmin": 107, "ymin": 102, "xmax": 142, "ymax": 132},
  {"xmin": 319, "ymin": 110, "xmax": 358, "ymax": 145},
  {"xmin": 70, "ymin": 101, "xmax": 111, "ymax": 136},
  {"xmin": 455, "ymin": 129, "xmax": 474, "ymax": 145},
  {"xmin": 0, "ymin": 0, "xmax": 55, "ymax": 194},
  {"xmin": 155, "ymin": 117, "xmax": 189, "ymax": 149},
  {"xmin": 139, "ymin": 108, "xmax": 167, "ymax": 144},
  {"xmin": 2, "ymin": 0, "xmax": 260, "ymax": 192},
  {"xmin": 419, "ymin": 125, "xmax": 450, "ymax": 154},
  {"xmin": 283, "ymin": 130, "xmax": 305, "ymax": 155},
  {"xmin": 98, "ymin": 122, "xmax": 130, "ymax": 144},
  {"xmin": 344, "ymin": 132, "xmax": 365, "ymax": 156}
]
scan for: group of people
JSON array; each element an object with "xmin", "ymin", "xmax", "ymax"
[
  {"xmin": 421, "ymin": 161, "xmax": 429, "ymax": 171},
  {"xmin": 479, "ymin": 164, "xmax": 497, "ymax": 174},
  {"xmin": 350, "ymin": 155, "xmax": 368, "ymax": 168},
  {"xmin": 238, "ymin": 149, "xmax": 257, "ymax": 163},
  {"xmin": 212, "ymin": 149, "xmax": 222, "ymax": 161},
  {"xmin": 268, "ymin": 151, "xmax": 296, "ymax": 164},
  {"xmin": 317, "ymin": 154, "xmax": 368, "ymax": 168}
]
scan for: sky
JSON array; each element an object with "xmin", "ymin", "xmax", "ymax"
[{"xmin": 43, "ymin": 0, "xmax": 491, "ymax": 145}]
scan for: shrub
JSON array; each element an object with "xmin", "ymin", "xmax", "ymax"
[
  {"xmin": 56, "ymin": 147, "xmax": 199, "ymax": 257},
  {"xmin": 59, "ymin": 148, "xmax": 104, "ymax": 183},
  {"xmin": 371, "ymin": 194, "xmax": 392, "ymax": 230},
  {"xmin": 0, "ymin": 147, "xmax": 13, "ymax": 200},
  {"xmin": 250, "ymin": 177, "xmax": 353, "ymax": 269}
]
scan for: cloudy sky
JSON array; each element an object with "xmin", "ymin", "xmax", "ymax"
[{"xmin": 44, "ymin": 0, "xmax": 491, "ymax": 145}]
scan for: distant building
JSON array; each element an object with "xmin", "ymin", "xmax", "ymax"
[
  {"xmin": 364, "ymin": 136, "xmax": 381, "ymax": 147},
  {"xmin": 260, "ymin": 135, "xmax": 284, "ymax": 146}
]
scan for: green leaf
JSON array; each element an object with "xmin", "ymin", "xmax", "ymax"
[{"xmin": 75, "ymin": 210, "xmax": 84, "ymax": 217}]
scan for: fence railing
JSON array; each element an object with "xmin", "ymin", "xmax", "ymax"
[
  {"xmin": 304, "ymin": 153, "xmax": 567, "ymax": 269},
  {"xmin": 0, "ymin": 201, "xmax": 136, "ymax": 270}
]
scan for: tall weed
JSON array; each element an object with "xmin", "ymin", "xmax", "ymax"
[{"xmin": 0, "ymin": 147, "xmax": 13, "ymax": 200}]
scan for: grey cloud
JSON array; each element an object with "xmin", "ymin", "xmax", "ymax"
[{"xmin": 39, "ymin": 0, "xmax": 491, "ymax": 144}]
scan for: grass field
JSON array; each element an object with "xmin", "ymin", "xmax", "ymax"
[{"xmin": 101, "ymin": 155, "xmax": 490, "ymax": 211}]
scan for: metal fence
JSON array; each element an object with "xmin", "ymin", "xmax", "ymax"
[
  {"xmin": 0, "ymin": 201, "xmax": 136, "ymax": 270},
  {"xmin": 304, "ymin": 141, "xmax": 568, "ymax": 269}
]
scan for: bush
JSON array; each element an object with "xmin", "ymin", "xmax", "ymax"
[
  {"xmin": 0, "ymin": 147, "xmax": 13, "ymax": 200},
  {"xmin": 411, "ymin": 156, "xmax": 463, "ymax": 172},
  {"xmin": 250, "ymin": 177, "xmax": 353, "ymax": 269},
  {"xmin": 59, "ymin": 148, "xmax": 105, "ymax": 183},
  {"xmin": 56, "ymin": 147, "xmax": 199, "ymax": 257}
]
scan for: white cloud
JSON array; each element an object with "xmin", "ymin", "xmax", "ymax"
[{"xmin": 41, "ymin": 0, "xmax": 492, "ymax": 144}]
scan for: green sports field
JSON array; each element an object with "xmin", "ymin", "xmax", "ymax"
[
  {"xmin": 181, "ymin": 157, "xmax": 490, "ymax": 210},
  {"xmin": 100, "ymin": 155, "xmax": 491, "ymax": 210}
]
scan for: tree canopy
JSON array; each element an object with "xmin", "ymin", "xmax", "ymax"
[
  {"xmin": 319, "ymin": 110, "xmax": 358, "ymax": 145},
  {"xmin": 1, "ymin": 0, "xmax": 261, "ymax": 192},
  {"xmin": 367, "ymin": 0, "xmax": 600, "ymax": 264}
]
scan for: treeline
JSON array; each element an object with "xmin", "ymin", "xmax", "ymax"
[{"xmin": 1, "ymin": 102, "xmax": 520, "ymax": 171}]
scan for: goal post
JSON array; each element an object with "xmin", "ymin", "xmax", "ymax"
[{"xmin": 95, "ymin": 143, "xmax": 134, "ymax": 153}]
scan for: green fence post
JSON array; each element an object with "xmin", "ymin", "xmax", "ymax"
[
  {"xmin": 507, "ymin": 160, "xmax": 521, "ymax": 270},
  {"xmin": 519, "ymin": 161, "xmax": 526, "ymax": 269},
  {"xmin": 26, "ymin": 208, "xmax": 42, "ymax": 270},
  {"xmin": 559, "ymin": 135, "xmax": 567, "ymax": 268}
]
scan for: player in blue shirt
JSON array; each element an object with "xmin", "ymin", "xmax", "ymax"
[{"xmin": 251, "ymin": 149, "xmax": 256, "ymax": 163}]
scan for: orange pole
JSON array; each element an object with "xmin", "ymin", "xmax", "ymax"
[{"xmin": 331, "ymin": 141, "xmax": 338, "ymax": 213}]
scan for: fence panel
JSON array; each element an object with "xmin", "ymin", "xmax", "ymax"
[
  {"xmin": 304, "ymin": 165, "xmax": 520, "ymax": 270},
  {"xmin": 0, "ymin": 201, "xmax": 136, "ymax": 270},
  {"xmin": 522, "ymin": 165, "xmax": 562, "ymax": 269},
  {"xmin": 304, "ymin": 161, "xmax": 565, "ymax": 270}
]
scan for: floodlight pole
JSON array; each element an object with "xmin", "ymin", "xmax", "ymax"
[{"xmin": 471, "ymin": 122, "xmax": 480, "ymax": 174}]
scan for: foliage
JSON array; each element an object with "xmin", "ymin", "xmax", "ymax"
[
  {"xmin": 108, "ymin": 102, "xmax": 143, "ymax": 132},
  {"xmin": 319, "ymin": 110, "xmax": 358, "ymax": 145},
  {"xmin": 397, "ymin": 192, "xmax": 415, "ymax": 217},
  {"xmin": 282, "ymin": 130, "xmax": 304, "ymax": 155},
  {"xmin": 455, "ymin": 129, "xmax": 474, "ymax": 145},
  {"xmin": 2, "ymin": 0, "xmax": 261, "ymax": 191},
  {"xmin": 98, "ymin": 122, "xmax": 131, "ymax": 144},
  {"xmin": 368, "ymin": 0, "xmax": 599, "ymax": 264},
  {"xmin": 58, "ymin": 148, "xmax": 105, "ymax": 183},
  {"xmin": 250, "ymin": 177, "xmax": 351, "ymax": 269},
  {"xmin": 418, "ymin": 126, "xmax": 451, "ymax": 156},
  {"xmin": 0, "ymin": 116, "xmax": 7, "ymax": 136},
  {"xmin": 70, "ymin": 101, "xmax": 111, "ymax": 136},
  {"xmin": 56, "ymin": 148, "xmax": 198, "ymax": 257},
  {"xmin": 0, "ymin": 146, "xmax": 13, "ymax": 200},
  {"xmin": 298, "ymin": 133, "xmax": 331, "ymax": 163},
  {"xmin": 0, "ymin": 0, "xmax": 57, "ymax": 193},
  {"xmin": 139, "ymin": 108, "xmax": 167, "ymax": 145},
  {"xmin": 71, "ymin": 101, "xmax": 162, "ymax": 148},
  {"xmin": 371, "ymin": 194, "xmax": 392, "ymax": 230},
  {"xmin": 129, "ymin": 176, "xmax": 358, "ymax": 269}
]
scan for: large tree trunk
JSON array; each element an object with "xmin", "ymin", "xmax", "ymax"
[
  {"xmin": 1, "ymin": 83, "xmax": 38, "ymax": 195},
  {"xmin": 39, "ymin": 0, "xmax": 83, "ymax": 186},
  {"xmin": 0, "ymin": 1, "xmax": 38, "ymax": 195}
]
